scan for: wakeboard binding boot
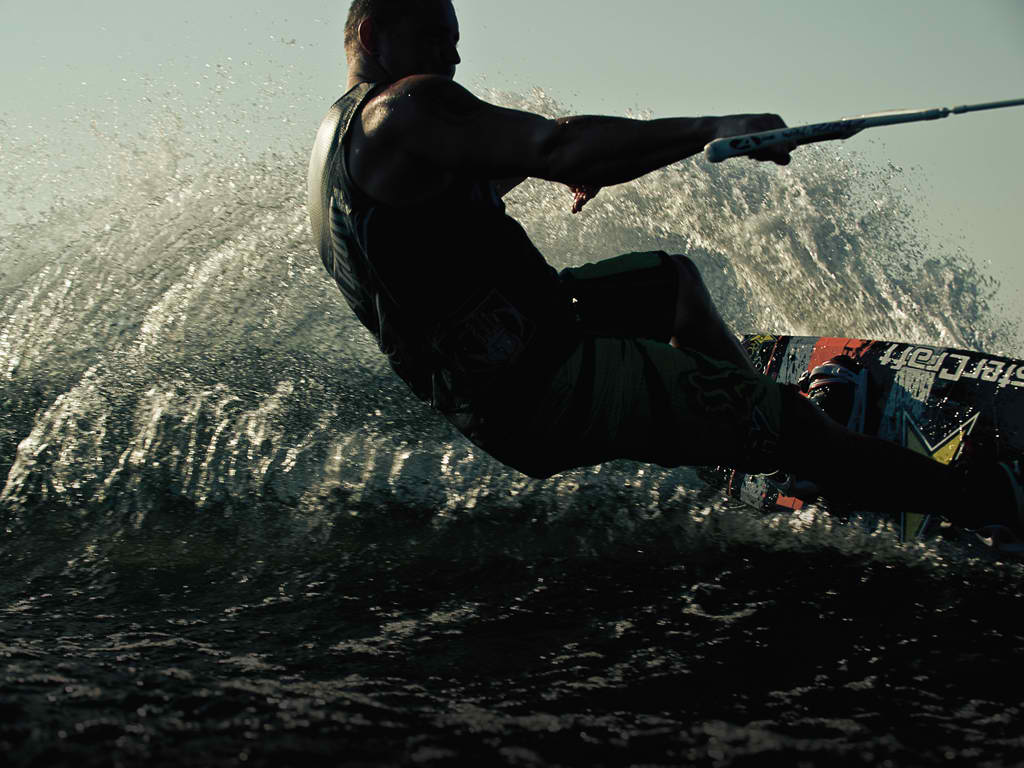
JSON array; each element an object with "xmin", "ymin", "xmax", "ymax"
[
  {"xmin": 765, "ymin": 356, "xmax": 871, "ymax": 502},
  {"xmin": 799, "ymin": 355, "xmax": 869, "ymax": 432}
]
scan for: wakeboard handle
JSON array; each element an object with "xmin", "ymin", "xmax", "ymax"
[{"xmin": 704, "ymin": 97, "xmax": 1024, "ymax": 163}]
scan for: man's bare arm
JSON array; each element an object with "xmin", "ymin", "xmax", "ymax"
[
  {"xmin": 369, "ymin": 76, "xmax": 790, "ymax": 190},
  {"xmin": 547, "ymin": 112, "xmax": 789, "ymax": 186}
]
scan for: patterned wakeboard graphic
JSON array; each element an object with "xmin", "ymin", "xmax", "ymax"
[{"xmin": 721, "ymin": 335, "xmax": 1024, "ymax": 541}]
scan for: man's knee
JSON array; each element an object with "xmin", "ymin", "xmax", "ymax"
[{"xmin": 667, "ymin": 254, "xmax": 714, "ymax": 330}]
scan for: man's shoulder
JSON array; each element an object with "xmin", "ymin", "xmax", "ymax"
[
  {"xmin": 349, "ymin": 75, "xmax": 553, "ymax": 203},
  {"xmin": 374, "ymin": 74, "xmax": 469, "ymax": 101},
  {"xmin": 347, "ymin": 77, "xmax": 475, "ymax": 207},
  {"xmin": 362, "ymin": 76, "xmax": 483, "ymax": 139}
]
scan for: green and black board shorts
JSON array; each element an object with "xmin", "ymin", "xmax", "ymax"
[{"xmin": 480, "ymin": 251, "xmax": 784, "ymax": 478}]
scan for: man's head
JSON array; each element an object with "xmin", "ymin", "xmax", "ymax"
[{"xmin": 344, "ymin": 0, "xmax": 460, "ymax": 83}]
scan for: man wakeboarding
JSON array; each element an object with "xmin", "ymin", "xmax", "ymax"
[{"xmin": 308, "ymin": 0, "xmax": 1024, "ymax": 543}]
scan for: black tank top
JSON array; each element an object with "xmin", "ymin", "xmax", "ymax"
[{"xmin": 308, "ymin": 82, "xmax": 577, "ymax": 416}]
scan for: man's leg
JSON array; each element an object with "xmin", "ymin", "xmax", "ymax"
[
  {"xmin": 666, "ymin": 254, "xmax": 755, "ymax": 374},
  {"xmin": 556, "ymin": 252, "xmax": 1019, "ymax": 529},
  {"xmin": 665, "ymin": 256, "xmax": 1018, "ymax": 528},
  {"xmin": 775, "ymin": 385, "xmax": 1017, "ymax": 530},
  {"xmin": 560, "ymin": 251, "xmax": 747, "ymax": 369}
]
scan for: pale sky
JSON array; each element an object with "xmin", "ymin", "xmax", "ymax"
[{"xmin": 3, "ymin": 0, "xmax": 1023, "ymax": 317}]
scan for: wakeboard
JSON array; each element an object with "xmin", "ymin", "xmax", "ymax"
[{"xmin": 715, "ymin": 335, "xmax": 1024, "ymax": 542}]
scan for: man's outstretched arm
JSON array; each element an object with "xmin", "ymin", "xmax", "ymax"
[
  {"xmin": 543, "ymin": 112, "xmax": 790, "ymax": 187},
  {"xmin": 366, "ymin": 76, "xmax": 791, "ymax": 192}
]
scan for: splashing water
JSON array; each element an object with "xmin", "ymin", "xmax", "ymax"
[{"xmin": 0, "ymin": 81, "xmax": 1019, "ymax": 578}]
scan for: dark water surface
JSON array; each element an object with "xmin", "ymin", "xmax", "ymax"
[
  {"xmin": 4, "ymin": 521, "xmax": 1024, "ymax": 767},
  {"xmin": 3, "ymin": 84, "xmax": 1024, "ymax": 766}
]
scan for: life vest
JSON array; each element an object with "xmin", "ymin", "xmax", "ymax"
[{"xmin": 307, "ymin": 82, "xmax": 576, "ymax": 416}]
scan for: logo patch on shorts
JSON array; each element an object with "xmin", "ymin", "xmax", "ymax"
[
  {"xmin": 686, "ymin": 366, "xmax": 759, "ymax": 414},
  {"xmin": 434, "ymin": 290, "xmax": 535, "ymax": 374}
]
